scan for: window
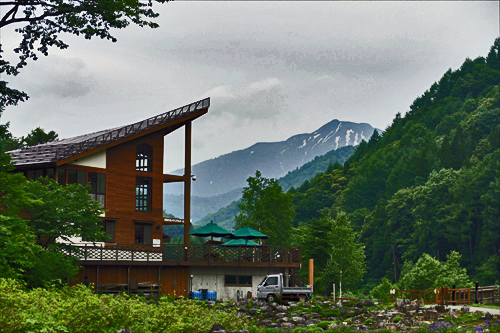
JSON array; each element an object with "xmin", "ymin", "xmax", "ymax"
[
  {"xmin": 57, "ymin": 169, "xmax": 66, "ymax": 185},
  {"xmin": 224, "ymin": 275, "xmax": 252, "ymax": 287},
  {"xmin": 103, "ymin": 220, "xmax": 115, "ymax": 243},
  {"xmin": 68, "ymin": 170, "xmax": 86, "ymax": 186},
  {"xmin": 134, "ymin": 223, "xmax": 152, "ymax": 244},
  {"xmin": 136, "ymin": 144, "xmax": 153, "ymax": 172},
  {"xmin": 136, "ymin": 176, "xmax": 152, "ymax": 212},
  {"xmin": 89, "ymin": 172, "xmax": 106, "ymax": 207}
]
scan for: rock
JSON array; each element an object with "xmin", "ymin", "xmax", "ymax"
[
  {"xmin": 209, "ymin": 324, "xmax": 226, "ymax": 333},
  {"xmin": 264, "ymin": 311, "xmax": 274, "ymax": 318},
  {"xmin": 259, "ymin": 320, "xmax": 272, "ymax": 326},
  {"xmin": 485, "ymin": 312, "xmax": 493, "ymax": 321},
  {"xmin": 292, "ymin": 317, "xmax": 306, "ymax": 324},
  {"xmin": 116, "ymin": 330, "xmax": 134, "ymax": 333},
  {"xmin": 275, "ymin": 305, "xmax": 288, "ymax": 313},
  {"xmin": 356, "ymin": 300, "xmax": 375, "ymax": 308},
  {"xmin": 260, "ymin": 305, "xmax": 272, "ymax": 312},
  {"xmin": 247, "ymin": 308, "xmax": 258, "ymax": 315},
  {"xmin": 461, "ymin": 305, "xmax": 470, "ymax": 313},
  {"xmin": 305, "ymin": 320, "xmax": 316, "ymax": 326},
  {"xmin": 396, "ymin": 322, "xmax": 406, "ymax": 331},
  {"xmin": 328, "ymin": 323, "xmax": 339, "ymax": 330},
  {"xmin": 280, "ymin": 322, "xmax": 295, "ymax": 328},
  {"xmin": 276, "ymin": 313, "xmax": 286, "ymax": 318}
]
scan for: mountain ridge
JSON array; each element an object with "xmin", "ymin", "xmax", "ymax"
[{"xmin": 164, "ymin": 118, "xmax": 378, "ymax": 199}]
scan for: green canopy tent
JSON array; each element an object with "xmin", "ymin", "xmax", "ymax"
[{"xmin": 188, "ymin": 221, "xmax": 232, "ymax": 241}]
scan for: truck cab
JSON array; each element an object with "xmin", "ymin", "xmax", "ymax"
[{"xmin": 257, "ymin": 273, "xmax": 312, "ymax": 302}]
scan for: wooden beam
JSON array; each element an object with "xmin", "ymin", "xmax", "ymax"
[
  {"xmin": 183, "ymin": 121, "xmax": 192, "ymax": 246},
  {"xmin": 163, "ymin": 174, "xmax": 185, "ymax": 183}
]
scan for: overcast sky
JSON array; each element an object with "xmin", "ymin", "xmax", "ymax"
[{"xmin": 2, "ymin": 1, "xmax": 499, "ymax": 172}]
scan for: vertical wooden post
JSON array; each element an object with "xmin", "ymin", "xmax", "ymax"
[
  {"xmin": 158, "ymin": 266, "xmax": 161, "ymax": 297},
  {"xmin": 184, "ymin": 121, "xmax": 192, "ymax": 246},
  {"xmin": 96, "ymin": 266, "xmax": 99, "ymax": 293},
  {"xmin": 127, "ymin": 266, "xmax": 130, "ymax": 293},
  {"xmin": 308, "ymin": 259, "xmax": 314, "ymax": 288}
]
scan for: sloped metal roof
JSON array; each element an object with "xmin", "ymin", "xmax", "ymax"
[{"xmin": 8, "ymin": 98, "xmax": 210, "ymax": 167}]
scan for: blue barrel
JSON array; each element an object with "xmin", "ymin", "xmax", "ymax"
[
  {"xmin": 207, "ymin": 290, "xmax": 217, "ymax": 301},
  {"xmin": 193, "ymin": 291, "xmax": 202, "ymax": 300}
]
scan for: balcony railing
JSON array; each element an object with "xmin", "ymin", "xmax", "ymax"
[{"xmin": 61, "ymin": 243, "xmax": 302, "ymax": 267}]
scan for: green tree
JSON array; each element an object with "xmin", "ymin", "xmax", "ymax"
[
  {"xmin": 1, "ymin": 0, "xmax": 169, "ymax": 106},
  {"xmin": 397, "ymin": 251, "xmax": 471, "ymax": 290},
  {"xmin": 19, "ymin": 178, "xmax": 106, "ymax": 249},
  {"xmin": 370, "ymin": 277, "xmax": 395, "ymax": 303},
  {"xmin": 321, "ymin": 211, "xmax": 366, "ymax": 297},
  {"xmin": 235, "ymin": 170, "xmax": 295, "ymax": 245},
  {"xmin": 22, "ymin": 127, "xmax": 58, "ymax": 147}
]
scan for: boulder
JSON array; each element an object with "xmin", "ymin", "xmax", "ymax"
[
  {"xmin": 209, "ymin": 324, "xmax": 226, "ymax": 333},
  {"xmin": 116, "ymin": 330, "xmax": 134, "ymax": 333},
  {"xmin": 355, "ymin": 300, "xmax": 375, "ymax": 308},
  {"xmin": 259, "ymin": 320, "xmax": 272, "ymax": 326}
]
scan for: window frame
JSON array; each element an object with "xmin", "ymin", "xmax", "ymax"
[
  {"xmin": 136, "ymin": 143, "xmax": 153, "ymax": 172},
  {"xmin": 224, "ymin": 275, "xmax": 253, "ymax": 287},
  {"xmin": 135, "ymin": 176, "xmax": 152, "ymax": 212},
  {"xmin": 134, "ymin": 223, "xmax": 152, "ymax": 245},
  {"xmin": 88, "ymin": 172, "xmax": 106, "ymax": 208}
]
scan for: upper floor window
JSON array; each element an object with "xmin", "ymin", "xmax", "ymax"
[
  {"xmin": 136, "ymin": 144, "xmax": 153, "ymax": 172},
  {"xmin": 89, "ymin": 172, "xmax": 106, "ymax": 207},
  {"xmin": 136, "ymin": 176, "xmax": 152, "ymax": 212}
]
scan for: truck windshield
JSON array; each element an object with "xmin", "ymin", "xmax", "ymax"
[
  {"xmin": 265, "ymin": 277, "xmax": 278, "ymax": 286},
  {"xmin": 259, "ymin": 277, "xmax": 267, "ymax": 286}
]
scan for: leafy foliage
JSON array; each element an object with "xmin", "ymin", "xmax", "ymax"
[
  {"xmin": 0, "ymin": 279, "xmax": 251, "ymax": 333},
  {"xmin": 235, "ymin": 171, "xmax": 295, "ymax": 245},
  {"xmin": 1, "ymin": 0, "xmax": 170, "ymax": 106},
  {"xmin": 397, "ymin": 251, "xmax": 471, "ymax": 290}
]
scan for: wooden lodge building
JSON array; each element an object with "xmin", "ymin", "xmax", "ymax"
[{"xmin": 7, "ymin": 98, "xmax": 302, "ymax": 300}]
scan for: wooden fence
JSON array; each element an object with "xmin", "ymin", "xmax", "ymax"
[
  {"xmin": 475, "ymin": 286, "xmax": 500, "ymax": 304},
  {"xmin": 394, "ymin": 287, "xmax": 471, "ymax": 305},
  {"xmin": 62, "ymin": 243, "xmax": 302, "ymax": 267}
]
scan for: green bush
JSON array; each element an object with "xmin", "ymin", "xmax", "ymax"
[
  {"xmin": 0, "ymin": 278, "xmax": 251, "ymax": 333},
  {"xmin": 393, "ymin": 316, "xmax": 403, "ymax": 323},
  {"xmin": 316, "ymin": 321, "xmax": 333, "ymax": 329},
  {"xmin": 370, "ymin": 277, "xmax": 394, "ymax": 303}
]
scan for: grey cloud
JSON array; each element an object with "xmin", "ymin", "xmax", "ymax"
[
  {"xmin": 28, "ymin": 56, "xmax": 95, "ymax": 99},
  {"xmin": 203, "ymin": 78, "xmax": 286, "ymax": 120}
]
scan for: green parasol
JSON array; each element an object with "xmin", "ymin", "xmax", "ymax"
[
  {"xmin": 189, "ymin": 221, "xmax": 232, "ymax": 240},
  {"xmin": 221, "ymin": 238, "xmax": 261, "ymax": 247},
  {"xmin": 230, "ymin": 226, "xmax": 269, "ymax": 240}
]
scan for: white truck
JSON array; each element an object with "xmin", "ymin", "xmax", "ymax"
[{"xmin": 256, "ymin": 273, "xmax": 313, "ymax": 302}]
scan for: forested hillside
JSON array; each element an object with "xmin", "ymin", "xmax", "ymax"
[
  {"xmin": 196, "ymin": 145, "xmax": 356, "ymax": 229},
  {"xmin": 294, "ymin": 38, "xmax": 500, "ymax": 286}
]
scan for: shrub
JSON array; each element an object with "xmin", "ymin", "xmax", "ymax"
[{"xmin": 370, "ymin": 277, "xmax": 395, "ymax": 303}]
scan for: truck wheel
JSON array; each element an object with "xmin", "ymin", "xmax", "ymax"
[{"xmin": 266, "ymin": 294, "xmax": 275, "ymax": 302}]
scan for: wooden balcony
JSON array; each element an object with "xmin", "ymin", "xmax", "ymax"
[{"xmin": 62, "ymin": 243, "xmax": 302, "ymax": 268}]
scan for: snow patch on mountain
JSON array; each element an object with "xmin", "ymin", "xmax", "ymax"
[
  {"xmin": 353, "ymin": 133, "xmax": 359, "ymax": 145},
  {"xmin": 299, "ymin": 139, "xmax": 307, "ymax": 148},
  {"xmin": 345, "ymin": 129, "xmax": 354, "ymax": 144}
]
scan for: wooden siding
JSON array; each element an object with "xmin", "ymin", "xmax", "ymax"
[
  {"xmin": 160, "ymin": 267, "xmax": 190, "ymax": 297},
  {"xmin": 106, "ymin": 131, "xmax": 165, "ymax": 244},
  {"xmin": 71, "ymin": 265, "xmax": 189, "ymax": 297}
]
